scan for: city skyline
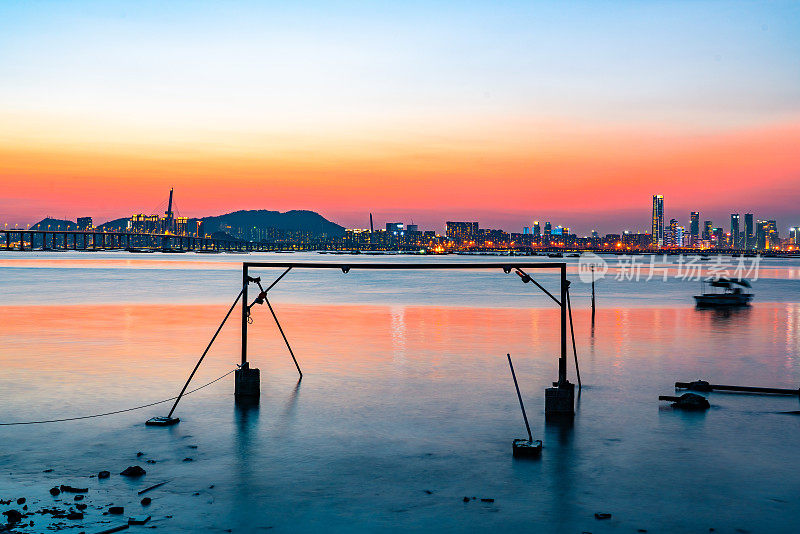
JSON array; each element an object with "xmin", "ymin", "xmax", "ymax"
[
  {"xmin": 6, "ymin": 189, "xmax": 796, "ymax": 241},
  {"xmin": 6, "ymin": 189, "xmax": 797, "ymax": 253},
  {"xmin": 1, "ymin": 2, "xmax": 799, "ymax": 232}
]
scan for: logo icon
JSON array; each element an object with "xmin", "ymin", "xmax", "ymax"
[{"xmin": 577, "ymin": 252, "xmax": 608, "ymax": 283}]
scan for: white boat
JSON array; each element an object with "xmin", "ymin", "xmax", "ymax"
[{"xmin": 694, "ymin": 278, "xmax": 753, "ymax": 307}]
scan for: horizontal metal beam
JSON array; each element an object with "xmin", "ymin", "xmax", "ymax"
[{"xmin": 243, "ymin": 262, "xmax": 565, "ymax": 269}]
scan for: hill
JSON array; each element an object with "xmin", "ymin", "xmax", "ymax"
[
  {"xmin": 30, "ymin": 218, "xmax": 78, "ymax": 231},
  {"xmin": 201, "ymin": 210, "xmax": 344, "ymax": 238}
]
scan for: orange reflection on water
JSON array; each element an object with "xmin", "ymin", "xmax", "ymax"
[{"xmin": 1, "ymin": 302, "xmax": 799, "ymax": 411}]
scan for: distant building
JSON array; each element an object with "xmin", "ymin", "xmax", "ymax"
[
  {"xmin": 544, "ymin": 222, "xmax": 552, "ymax": 236},
  {"xmin": 77, "ymin": 217, "xmax": 93, "ymax": 231},
  {"xmin": 386, "ymin": 222, "xmax": 403, "ymax": 234},
  {"xmin": 730, "ymin": 214, "xmax": 740, "ymax": 249},
  {"xmin": 703, "ymin": 220, "xmax": 712, "ymax": 241},
  {"xmin": 406, "ymin": 224, "xmax": 418, "ymax": 233},
  {"xmin": 690, "ymin": 212, "xmax": 699, "ymax": 246},
  {"xmin": 128, "ymin": 214, "xmax": 161, "ymax": 233},
  {"xmin": 651, "ymin": 195, "xmax": 664, "ymax": 246},
  {"xmin": 175, "ymin": 217, "xmax": 188, "ymax": 236},
  {"xmin": 666, "ymin": 218, "xmax": 678, "ymax": 247},
  {"xmin": 532, "ymin": 221, "xmax": 541, "ymax": 237},
  {"xmin": 744, "ymin": 213, "xmax": 754, "ymax": 249},
  {"xmin": 445, "ymin": 222, "xmax": 478, "ymax": 243},
  {"xmin": 790, "ymin": 227, "xmax": 799, "ymax": 245},
  {"xmin": 766, "ymin": 220, "xmax": 778, "ymax": 248},
  {"xmin": 523, "ymin": 227, "xmax": 530, "ymax": 235},
  {"xmin": 712, "ymin": 227, "xmax": 725, "ymax": 247}
]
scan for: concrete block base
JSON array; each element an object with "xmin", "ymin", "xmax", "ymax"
[
  {"xmin": 545, "ymin": 382, "xmax": 575, "ymax": 419},
  {"xmin": 235, "ymin": 364, "xmax": 260, "ymax": 398}
]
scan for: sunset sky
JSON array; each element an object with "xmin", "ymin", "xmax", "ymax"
[{"xmin": 1, "ymin": 1, "xmax": 798, "ymax": 234}]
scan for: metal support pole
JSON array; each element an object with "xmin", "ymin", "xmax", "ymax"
[
  {"xmin": 559, "ymin": 264, "xmax": 567, "ymax": 385},
  {"xmin": 566, "ymin": 288, "xmax": 581, "ymax": 390},
  {"xmin": 507, "ymin": 354, "xmax": 532, "ymax": 442},
  {"xmin": 591, "ymin": 265, "xmax": 595, "ymax": 324},
  {"xmin": 241, "ymin": 264, "xmax": 249, "ymax": 367},
  {"xmin": 167, "ymin": 287, "xmax": 245, "ymax": 418},
  {"xmin": 265, "ymin": 297, "xmax": 302, "ymax": 378}
]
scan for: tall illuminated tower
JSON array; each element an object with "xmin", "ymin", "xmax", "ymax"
[
  {"xmin": 744, "ymin": 213, "xmax": 754, "ymax": 249},
  {"xmin": 651, "ymin": 195, "xmax": 664, "ymax": 246},
  {"xmin": 730, "ymin": 214, "xmax": 740, "ymax": 249},
  {"xmin": 690, "ymin": 212, "xmax": 699, "ymax": 247}
]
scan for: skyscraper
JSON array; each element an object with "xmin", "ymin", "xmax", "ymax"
[
  {"xmin": 651, "ymin": 195, "xmax": 664, "ymax": 246},
  {"xmin": 667, "ymin": 218, "xmax": 678, "ymax": 247},
  {"xmin": 730, "ymin": 214, "xmax": 740, "ymax": 249},
  {"xmin": 703, "ymin": 220, "xmax": 712, "ymax": 241},
  {"xmin": 689, "ymin": 212, "xmax": 699, "ymax": 247},
  {"xmin": 532, "ymin": 221, "xmax": 540, "ymax": 237},
  {"xmin": 744, "ymin": 213, "xmax": 754, "ymax": 249}
]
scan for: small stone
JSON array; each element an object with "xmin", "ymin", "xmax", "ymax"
[
  {"xmin": 208, "ymin": 485, "xmax": 215, "ymax": 489},
  {"xmin": 49, "ymin": 487, "xmax": 61, "ymax": 496},
  {"xmin": 43, "ymin": 468, "xmax": 54, "ymax": 473},
  {"xmin": 120, "ymin": 466, "xmax": 146, "ymax": 477},
  {"xmin": 480, "ymin": 498, "xmax": 494, "ymax": 503},
  {"xmin": 74, "ymin": 495, "xmax": 84, "ymax": 501},
  {"xmin": 2, "ymin": 510, "xmax": 22, "ymax": 524},
  {"xmin": 182, "ymin": 457, "xmax": 193, "ymax": 462},
  {"xmin": 66, "ymin": 511, "xmax": 84, "ymax": 520},
  {"xmin": 638, "ymin": 530, "xmax": 648, "ymax": 533},
  {"xmin": 141, "ymin": 497, "xmax": 151, "ymax": 506},
  {"xmin": 128, "ymin": 515, "xmax": 151, "ymax": 525},
  {"xmin": 137, "ymin": 452, "xmax": 144, "ymax": 457},
  {"xmin": 595, "ymin": 512, "xmax": 612, "ymax": 520},
  {"xmin": 146, "ymin": 460, "xmax": 157, "ymax": 464},
  {"xmin": 188, "ymin": 445, "xmax": 198, "ymax": 449},
  {"xmin": 424, "ymin": 490, "xmax": 433, "ymax": 494},
  {"xmin": 98, "ymin": 470, "xmax": 111, "ymax": 479},
  {"xmin": 109, "ymin": 506, "xmax": 124, "ymax": 515},
  {"xmin": 76, "ymin": 504, "xmax": 87, "ymax": 511},
  {"xmin": 60, "ymin": 485, "xmax": 88, "ymax": 493},
  {"xmin": 462, "ymin": 496, "xmax": 470, "ymax": 502},
  {"xmin": 22, "ymin": 505, "xmax": 27, "ymax": 511},
  {"xmin": 193, "ymin": 492, "xmax": 200, "ymax": 496},
  {"xmin": 16, "ymin": 497, "xmax": 25, "ymax": 505}
]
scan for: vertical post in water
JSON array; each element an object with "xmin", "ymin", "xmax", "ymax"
[
  {"xmin": 545, "ymin": 262, "xmax": 575, "ymax": 419},
  {"xmin": 591, "ymin": 265, "xmax": 596, "ymax": 324},
  {"xmin": 241, "ymin": 263, "xmax": 248, "ymax": 367},
  {"xmin": 559, "ymin": 263, "xmax": 567, "ymax": 385},
  {"xmin": 236, "ymin": 262, "xmax": 260, "ymax": 399}
]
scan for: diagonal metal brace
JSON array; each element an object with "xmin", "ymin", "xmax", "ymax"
[
  {"xmin": 515, "ymin": 267, "xmax": 561, "ymax": 306},
  {"xmin": 265, "ymin": 297, "xmax": 302, "ymax": 378},
  {"xmin": 246, "ymin": 267, "xmax": 292, "ymax": 317},
  {"xmin": 243, "ymin": 267, "xmax": 302, "ymax": 378}
]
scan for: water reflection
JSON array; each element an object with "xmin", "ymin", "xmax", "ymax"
[{"xmin": 2, "ymin": 300, "xmax": 800, "ymax": 532}]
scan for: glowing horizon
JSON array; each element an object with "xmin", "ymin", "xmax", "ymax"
[{"xmin": 1, "ymin": 1, "xmax": 799, "ymax": 234}]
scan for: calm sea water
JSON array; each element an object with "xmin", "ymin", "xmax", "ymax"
[{"xmin": 1, "ymin": 251, "xmax": 800, "ymax": 533}]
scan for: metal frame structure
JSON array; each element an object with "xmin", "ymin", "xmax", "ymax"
[{"xmin": 240, "ymin": 262, "xmax": 572, "ymax": 389}]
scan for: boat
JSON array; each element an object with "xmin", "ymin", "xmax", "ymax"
[
  {"xmin": 693, "ymin": 277, "xmax": 753, "ymax": 307},
  {"xmin": 548, "ymin": 252, "xmax": 563, "ymax": 258}
]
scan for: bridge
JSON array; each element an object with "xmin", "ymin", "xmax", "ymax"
[{"xmin": 0, "ymin": 229, "xmax": 278, "ymax": 252}]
